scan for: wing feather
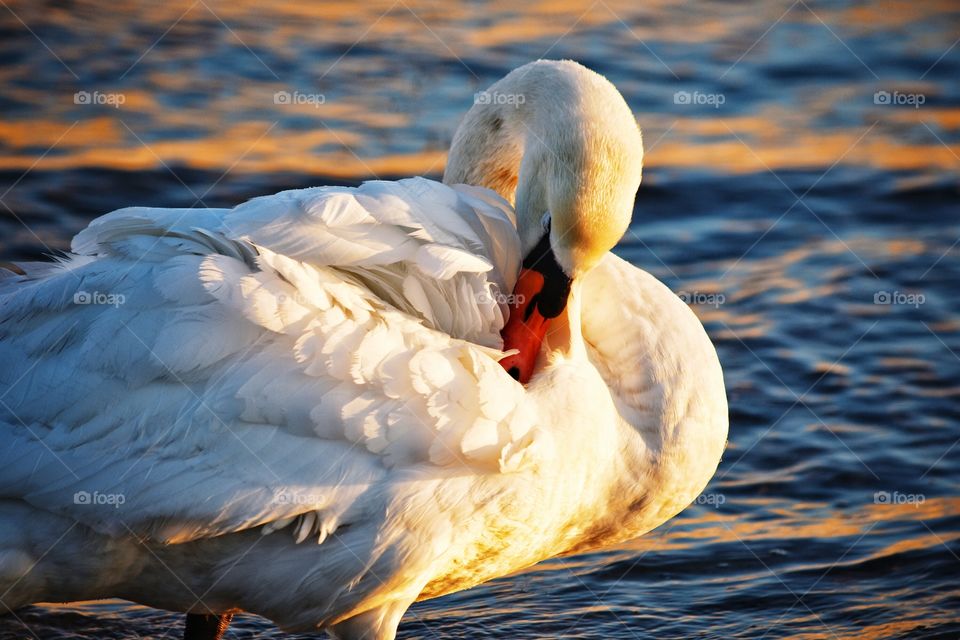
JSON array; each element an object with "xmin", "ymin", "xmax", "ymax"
[{"xmin": 0, "ymin": 178, "xmax": 539, "ymax": 546}]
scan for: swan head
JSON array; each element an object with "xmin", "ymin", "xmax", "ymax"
[{"xmin": 444, "ymin": 60, "xmax": 643, "ymax": 382}]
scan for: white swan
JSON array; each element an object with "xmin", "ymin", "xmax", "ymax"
[{"xmin": 0, "ymin": 60, "xmax": 727, "ymax": 640}]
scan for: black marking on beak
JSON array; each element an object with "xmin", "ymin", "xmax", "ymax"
[{"xmin": 522, "ymin": 228, "xmax": 572, "ymax": 320}]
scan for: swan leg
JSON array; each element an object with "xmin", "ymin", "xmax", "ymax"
[{"xmin": 184, "ymin": 612, "xmax": 233, "ymax": 640}]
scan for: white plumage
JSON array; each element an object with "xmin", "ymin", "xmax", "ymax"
[{"xmin": 0, "ymin": 61, "xmax": 727, "ymax": 640}]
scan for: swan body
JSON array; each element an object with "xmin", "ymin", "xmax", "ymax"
[{"xmin": 0, "ymin": 61, "xmax": 727, "ymax": 639}]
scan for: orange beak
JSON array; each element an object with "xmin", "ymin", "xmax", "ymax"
[
  {"xmin": 499, "ymin": 234, "xmax": 572, "ymax": 383},
  {"xmin": 499, "ymin": 268, "xmax": 548, "ymax": 383}
]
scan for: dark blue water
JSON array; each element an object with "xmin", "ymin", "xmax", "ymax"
[{"xmin": 1, "ymin": 1, "xmax": 959, "ymax": 638}]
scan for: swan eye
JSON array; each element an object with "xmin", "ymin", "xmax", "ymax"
[{"xmin": 540, "ymin": 212, "xmax": 551, "ymax": 232}]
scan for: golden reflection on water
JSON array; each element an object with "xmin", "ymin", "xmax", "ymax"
[
  {"xmin": 3, "ymin": 2, "xmax": 959, "ymax": 637},
  {"xmin": 0, "ymin": 0, "xmax": 957, "ymax": 176},
  {"xmin": 503, "ymin": 495, "xmax": 960, "ymax": 639},
  {"xmin": 1, "ymin": 111, "xmax": 956, "ymax": 175},
  {"xmin": 641, "ymin": 496, "xmax": 960, "ymax": 550}
]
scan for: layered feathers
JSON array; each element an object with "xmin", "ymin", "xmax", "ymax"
[{"xmin": 0, "ymin": 178, "xmax": 538, "ymax": 545}]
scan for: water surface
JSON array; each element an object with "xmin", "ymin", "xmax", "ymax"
[{"xmin": 0, "ymin": 1, "xmax": 958, "ymax": 638}]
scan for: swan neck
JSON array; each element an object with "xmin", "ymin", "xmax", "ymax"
[
  {"xmin": 543, "ymin": 279, "xmax": 587, "ymax": 362},
  {"xmin": 443, "ymin": 61, "xmax": 644, "ymax": 269},
  {"xmin": 442, "ymin": 78, "xmax": 542, "ymax": 209}
]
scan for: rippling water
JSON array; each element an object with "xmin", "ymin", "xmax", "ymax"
[{"xmin": 1, "ymin": 1, "xmax": 959, "ymax": 638}]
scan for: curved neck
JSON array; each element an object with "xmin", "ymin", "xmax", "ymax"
[
  {"xmin": 542, "ymin": 278, "xmax": 587, "ymax": 362},
  {"xmin": 442, "ymin": 71, "xmax": 560, "ymax": 256},
  {"xmin": 442, "ymin": 61, "xmax": 643, "ymax": 273}
]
